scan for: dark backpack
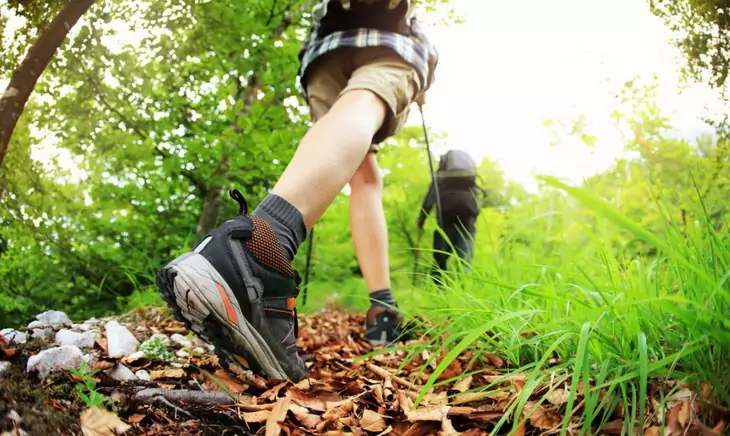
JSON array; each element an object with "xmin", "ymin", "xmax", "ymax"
[
  {"xmin": 437, "ymin": 149, "xmax": 478, "ymax": 190},
  {"xmin": 317, "ymin": 0, "xmax": 412, "ymax": 37},
  {"xmin": 433, "ymin": 150, "xmax": 481, "ymax": 220}
]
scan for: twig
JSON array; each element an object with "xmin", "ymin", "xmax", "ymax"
[
  {"xmin": 133, "ymin": 388, "xmax": 236, "ymax": 406},
  {"xmin": 367, "ymin": 363, "xmax": 419, "ymax": 391},
  {"xmin": 150, "ymin": 395, "xmax": 195, "ymax": 419}
]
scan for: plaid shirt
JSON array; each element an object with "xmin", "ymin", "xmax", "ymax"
[{"xmin": 297, "ymin": 1, "xmax": 439, "ymax": 99}]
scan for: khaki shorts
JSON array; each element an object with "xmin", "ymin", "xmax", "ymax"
[{"xmin": 305, "ymin": 46, "xmax": 421, "ymax": 151}]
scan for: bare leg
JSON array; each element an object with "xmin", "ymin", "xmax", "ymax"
[
  {"xmin": 349, "ymin": 152, "xmax": 390, "ymax": 293},
  {"xmin": 271, "ymin": 89, "xmax": 387, "ymax": 230}
]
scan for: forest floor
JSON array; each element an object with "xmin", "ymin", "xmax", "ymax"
[{"xmin": 0, "ymin": 305, "xmax": 728, "ymax": 436}]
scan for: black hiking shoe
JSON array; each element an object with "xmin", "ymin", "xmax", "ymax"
[
  {"xmin": 364, "ymin": 305, "xmax": 404, "ymax": 346},
  {"xmin": 155, "ymin": 189, "xmax": 308, "ymax": 382}
]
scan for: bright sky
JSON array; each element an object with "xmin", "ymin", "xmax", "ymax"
[
  {"xmin": 414, "ymin": 0, "xmax": 724, "ymax": 191},
  {"xmin": 3, "ymin": 0, "xmax": 726, "ymax": 192}
]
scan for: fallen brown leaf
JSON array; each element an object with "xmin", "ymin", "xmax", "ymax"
[
  {"xmin": 452, "ymin": 375, "xmax": 472, "ymax": 393},
  {"xmin": 644, "ymin": 427, "xmax": 660, "ymax": 436},
  {"xmin": 150, "ymin": 368, "xmax": 185, "ymax": 380},
  {"xmin": 287, "ymin": 387, "xmax": 328, "ymax": 412},
  {"xmin": 511, "ymin": 424, "xmax": 525, "ymax": 436},
  {"xmin": 523, "ymin": 402, "xmax": 561, "ymax": 430},
  {"xmin": 678, "ymin": 400, "xmax": 691, "ymax": 427},
  {"xmin": 80, "ymin": 407, "xmax": 132, "ymax": 436},
  {"xmin": 242, "ymin": 410, "xmax": 271, "ymax": 424},
  {"xmin": 450, "ymin": 390, "xmax": 510, "ymax": 405},
  {"xmin": 600, "ymin": 419, "xmax": 624, "ymax": 435},
  {"xmin": 437, "ymin": 360, "xmax": 463, "ymax": 381},
  {"xmin": 95, "ymin": 338, "xmax": 108, "ymax": 354},
  {"xmin": 712, "ymin": 420, "xmax": 726, "ymax": 433},
  {"xmin": 545, "ymin": 388, "xmax": 569, "ymax": 405},
  {"xmin": 261, "ymin": 381, "xmax": 288, "ymax": 401},
  {"xmin": 290, "ymin": 404, "xmax": 322, "ymax": 429},
  {"xmin": 127, "ymin": 414, "xmax": 145, "ymax": 424},
  {"xmin": 667, "ymin": 402, "xmax": 681, "ymax": 434},
  {"xmin": 205, "ymin": 369, "xmax": 248, "ymax": 393},
  {"xmin": 265, "ymin": 396, "xmax": 291, "ymax": 436},
  {"xmin": 0, "ymin": 347, "xmax": 16, "ymax": 358},
  {"xmin": 361, "ymin": 409, "xmax": 388, "ymax": 432},
  {"xmin": 485, "ymin": 353, "xmax": 505, "ymax": 368},
  {"xmin": 406, "ymin": 406, "xmax": 450, "ymax": 422}
]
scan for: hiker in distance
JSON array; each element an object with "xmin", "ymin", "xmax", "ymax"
[
  {"xmin": 417, "ymin": 149, "xmax": 481, "ymax": 284},
  {"xmin": 155, "ymin": 0, "xmax": 438, "ymax": 383}
]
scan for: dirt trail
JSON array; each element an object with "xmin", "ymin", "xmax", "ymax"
[{"xmin": 0, "ymin": 306, "xmax": 727, "ymax": 435}]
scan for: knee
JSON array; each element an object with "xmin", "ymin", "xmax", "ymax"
[{"xmin": 350, "ymin": 153, "xmax": 383, "ymax": 193}]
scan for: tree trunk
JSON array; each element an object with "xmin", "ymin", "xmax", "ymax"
[{"xmin": 0, "ymin": 0, "xmax": 96, "ymax": 169}]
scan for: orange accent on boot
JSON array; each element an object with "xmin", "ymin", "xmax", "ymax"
[
  {"xmin": 286, "ymin": 297, "xmax": 296, "ymax": 311},
  {"xmin": 214, "ymin": 281, "xmax": 239, "ymax": 327}
]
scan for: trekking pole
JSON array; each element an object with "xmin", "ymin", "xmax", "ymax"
[
  {"xmin": 302, "ymin": 227, "xmax": 315, "ymax": 306},
  {"xmin": 411, "ymin": 227, "xmax": 423, "ymax": 286},
  {"xmin": 418, "ymin": 104, "xmax": 442, "ymax": 228}
]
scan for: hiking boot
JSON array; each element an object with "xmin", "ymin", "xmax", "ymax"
[
  {"xmin": 155, "ymin": 189, "xmax": 308, "ymax": 382},
  {"xmin": 364, "ymin": 305, "xmax": 403, "ymax": 346}
]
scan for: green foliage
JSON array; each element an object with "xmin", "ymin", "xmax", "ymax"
[
  {"xmin": 68, "ymin": 361, "xmax": 107, "ymax": 408},
  {"xmin": 649, "ymin": 0, "xmax": 730, "ymax": 89},
  {"xmin": 138, "ymin": 336, "xmax": 175, "ymax": 361}
]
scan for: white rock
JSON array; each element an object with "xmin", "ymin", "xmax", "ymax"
[
  {"xmin": 176, "ymin": 349, "xmax": 189, "ymax": 358},
  {"xmin": 34, "ymin": 310, "xmax": 71, "ymax": 326},
  {"xmin": 84, "ymin": 318, "xmax": 100, "ymax": 325},
  {"xmin": 125, "ymin": 351, "xmax": 146, "ymax": 361},
  {"xmin": 103, "ymin": 364, "xmax": 138, "ymax": 381},
  {"xmin": 0, "ymin": 329, "xmax": 27, "ymax": 345},
  {"xmin": 135, "ymin": 369, "xmax": 151, "ymax": 381},
  {"xmin": 193, "ymin": 347, "xmax": 206, "ymax": 354},
  {"xmin": 55, "ymin": 329, "xmax": 97, "ymax": 349},
  {"xmin": 31, "ymin": 328, "xmax": 52, "ymax": 339},
  {"xmin": 72, "ymin": 323, "xmax": 96, "ymax": 332},
  {"xmin": 6, "ymin": 410, "xmax": 21, "ymax": 424},
  {"xmin": 170, "ymin": 333, "xmax": 192, "ymax": 348},
  {"xmin": 171, "ymin": 362, "xmax": 183, "ymax": 368},
  {"xmin": 26, "ymin": 346, "xmax": 85, "ymax": 378},
  {"xmin": 135, "ymin": 325, "xmax": 147, "ymax": 332},
  {"xmin": 0, "ymin": 361, "xmax": 11, "ymax": 377},
  {"xmin": 105, "ymin": 320, "xmax": 139, "ymax": 357}
]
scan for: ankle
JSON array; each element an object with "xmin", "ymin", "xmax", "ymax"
[
  {"xmin": 369, "ymin": 288, "xmax": 396, "ymax": 309},
  {"xmin": 252, "ymin": 194, "xmax": 306, "ymax": 262}
]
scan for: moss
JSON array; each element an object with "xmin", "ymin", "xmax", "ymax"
[{"xmin": 0, "ymin": 351, "xmax": 81, "ymax": 434}]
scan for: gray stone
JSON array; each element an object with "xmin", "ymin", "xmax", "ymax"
[
  {"xmin": 55, "ymin": 329, "xmax": 97, "ymax": 349},
  {"xmin": 0, "ymin": 329, "xmax": 27, "ymax": 345},
  {"xmin": 103, "ymin": 364, "xmax": 138, "ymax": 381},
  {"xmin": 31, "ymin": 328, "xmax": 52, "ymax": 339},
  {"xmin": 170, "ymin": 333, "xmax": 192, "ymax": 348},
  {"xmin": 135, "ymin": 369, "xmax": 151, "ymax": 381},
  {"xmin": 105, "ymin": 320, "xmax": 139, "ymax": 357},
  {"xmin": 0, "ymin": 361, "xmax": 11, "ymax": 377},
  {"xmin": 26, "ymin": 346, "xmax": 85, "ymax": 378},
  {"xmin": 34, "ymin": 310, "xmax": 71, "ymax": 326}
]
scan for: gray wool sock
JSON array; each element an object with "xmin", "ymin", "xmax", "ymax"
[{"xmin": 252, "ymin": 194, "xmax": 307, "ymax": 261}]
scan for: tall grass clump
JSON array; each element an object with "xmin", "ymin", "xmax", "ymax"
[{"xmin": 394, "ymin": 176, "xmax": 730, "ymax": 433}]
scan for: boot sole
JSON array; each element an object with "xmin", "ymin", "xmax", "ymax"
[{"xmin": 156, "ymin": 252, "xmax": 289, "ymax": 380}]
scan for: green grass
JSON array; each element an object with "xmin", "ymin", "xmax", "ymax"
[{"xmin": 380, "ymin": 176, "xmax": 730, "ymax": 434}]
